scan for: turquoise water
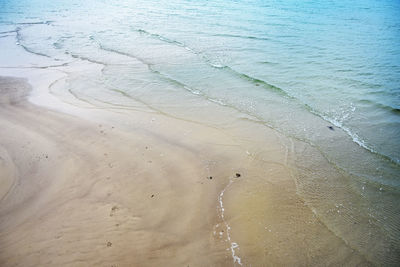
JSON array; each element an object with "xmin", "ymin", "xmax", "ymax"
[
  {"xmin": 1, "ymin": 0, "xmax": 400, "ymax": 264},
  {"xmin": 1, "ymin": 0, "xmax": 399, "ymax": 162}
]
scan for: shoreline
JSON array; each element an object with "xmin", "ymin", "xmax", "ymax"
[
  {"xmin": 0, "ymin": 75, "xmax": 235, "ymax": 266},
  {"xmin": 0, "ymin": 73, "xmax": 371, "ymax": 266},
  {"xmin": 1, "ymin": 0, "xmax": 400, "ymax": 263},
  {"xmin": 2, "ymin": 24, "xmax": 394, "ymax": 266}
]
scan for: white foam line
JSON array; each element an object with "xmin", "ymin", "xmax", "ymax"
[
  {"xmin": 218, "ymin": 177, "xmax": 242, "ymax": 265},
  {"xmin": 321, "ymin": 114, "xmax": 369, "ymax": 149},
  {"xmin": 310, "ymin": 107, "xmax": 399, "ymax": 163}
]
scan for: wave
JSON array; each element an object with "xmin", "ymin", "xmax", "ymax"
[
  {"xmin": 359, "ymin": 99, "xmax": 400, "ymax": 115},
  {"xmin": 93, "ymin": 33, "xmax": 400, "ymax": 165},
  {"xmin": 15, "ymin": 27, "xmax": 53, "ymax": 58},
  {"xmin": 16, "ymin": 20, "xmax": 53, "ymax": 25},
  {"xmin": 303, "ymin": 103, "xmax": 400, "ymax": 164},
  {"xmin": 128, "ymin": 28, "xmax": 293, "ymax": 98},
  {"xmin": 69, "ymin": 53, "xmax": 107, "ymax": 66},
  {"xmin": 127, "ymin": 29, "xmax": 301, "ymax": 100},
  {"xmin": 0, "ymin": 63, "xmax": 70, "ymax": 70},
  {"xmin": 259, "ymin": 61, "xmax": 280, "ymax": 65},
  {"xmin": 0, "ymin": 30, "xmax": 17, "ymax": 34},
  {"xmin": 96, "ymin": 43, "xmax": 230, "ymax": 108},
  {"xmin": 0, "ymin": 34, "xmax": 13, "ymax": 39},
  {"xmin": 219, "ymin": 66, "xmax": 399, "ymax": 164},
  {"xmin": 18, "ymin": 43, "xmax": 52, "ymax": 58},
  {"xmin": 97, "ymin": 43, "xmax": 153, "ymax": 67},
  {"xmin": 134, "ymin": 28, "xmax": 197, "ymax": 52},
  {"xmin": 210, "ymin": 64, "xmax": 294, "ymax": 98},
  {"xmin": 211, "ymin": 32, "xmax": 270, "ymax": 41}
]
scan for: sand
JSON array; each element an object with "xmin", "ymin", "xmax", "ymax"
[{"xmin": 0, "ymin": 75, "xmax": 371, "ymax": 266}]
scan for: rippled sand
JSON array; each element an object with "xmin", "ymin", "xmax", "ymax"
[{"xmin": 0, "ymin": 75, "xmax": 372, "ymax": 266}]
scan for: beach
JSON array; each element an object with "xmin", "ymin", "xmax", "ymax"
[
  {"xmin": 1, "ymin": 0, "xmax": 399, "ymax": 265},
  {"xmin": 0, "ymin": 64, "xmax": 369, "ymax": 266},
  {"xmin": 0, "ymin": 75, "xmax": 370, "ymax": 266}
]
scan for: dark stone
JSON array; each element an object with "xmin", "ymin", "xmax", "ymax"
[
  {"xmin": 235, "ymin": 173, "xmax": 241, "ymax": 178},
  {"xmin": 151, "ymin": 194, "xmax": 154, "ymax": 198},
  {"xmin": 328, "ymin": 126, "xmax": 334, "ymax": 131}
]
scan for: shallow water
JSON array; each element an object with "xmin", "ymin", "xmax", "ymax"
[{"xmin": 1, "ymin": 0, "xmax": 399, "ymax": 265}]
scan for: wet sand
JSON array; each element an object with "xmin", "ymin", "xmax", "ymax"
[{"xmin": 0, "ymin": 75, "xmax": 371, "ymax": 266}]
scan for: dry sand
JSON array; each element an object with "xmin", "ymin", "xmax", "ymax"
[{"xmin": 0, "ymin": 76, "xmax": 370, "ymax": 266}]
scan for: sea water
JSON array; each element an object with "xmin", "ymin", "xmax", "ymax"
[{"xmin": 1, "ymin": 0, "xmax": 399, "ymax": 264}]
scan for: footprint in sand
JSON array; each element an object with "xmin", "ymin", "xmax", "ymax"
[{"xmin": 110, "ymin": 205, "xmax": 118, "ymax": 216}]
